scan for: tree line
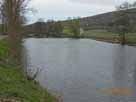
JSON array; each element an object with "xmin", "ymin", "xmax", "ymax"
[{"xmin": 24, "ymin": 18, "xmax": 80, "ymax": 38}]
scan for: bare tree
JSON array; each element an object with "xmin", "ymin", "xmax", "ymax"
[{"xmin": 0, "ymin": 0, "xmax": 31, "ymax": 64}]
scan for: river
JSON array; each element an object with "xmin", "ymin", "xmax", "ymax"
[{"xmin": 24, "ymin": 38, "xmax": 136, "ymax": 102}]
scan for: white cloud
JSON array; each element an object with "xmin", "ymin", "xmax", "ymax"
[
  {"xmin": 27, "ymin": 0, "xmax": 136, "ymax": 23},
  {"xmin": 69, "ymin": 0, "xmax": 136, "ymax": 6},
  {"xmin": 69, "ymin": 0, "xmax": 116, "ymax": 6}
]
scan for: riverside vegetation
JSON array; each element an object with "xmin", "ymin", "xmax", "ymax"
[
  {"xmin": 0, "ymin": 39, "xmax": 58, "ymax": 102},
  {"xmin": 81, "ymin": 30, "xmax": 136, "ymax": 45},
  {"xmin": 0, "ymin": 0, "xmax": 58, "ymax": 101}
]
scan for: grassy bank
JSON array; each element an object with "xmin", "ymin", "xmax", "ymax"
[
  {"xmin": 0, "ymin": 39, "xmax": 57, "ymax": 102},
  {"xmin": 82, "ymin": 30, "xmax": 136, "ymax": 45}
]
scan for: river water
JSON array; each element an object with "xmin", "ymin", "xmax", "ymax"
[{"xmin": 24, "ymin": 38, "xmax": 136, "ymax": 102}]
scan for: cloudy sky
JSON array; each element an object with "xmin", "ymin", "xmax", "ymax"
[{"xmin": 28, "ymin": 0, "xmax": 136, "ymax": 23}]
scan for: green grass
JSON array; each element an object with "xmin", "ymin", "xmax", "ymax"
[
  {"xmin": 125, "ymin": 33, "xmax": 136, "ymax": 44},
  {"xmin": 63, "ymin": 27, "xmax": 73, "ymax": 37},
  {"xmin": 82, "ymin": 30, "xmax": 118, "ymax": 39},
  {"xmin": 63, "ymin": 27, "xmax": 71, "ymax": 34},
  {"xmin": 0, "ymin": 39, "xmax": 9, "ymax": 59},
  {"xmin": 0, "ymin": 39, "xmax": 57, "ymax": 102},
  {"xmin": 82, "ymin": 30, "xmax": 136, "ymax": 44}
]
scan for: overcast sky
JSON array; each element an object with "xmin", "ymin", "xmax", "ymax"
[{"xmin": 28, "ymin": 0, "xmax": 136, "ymax": 23}]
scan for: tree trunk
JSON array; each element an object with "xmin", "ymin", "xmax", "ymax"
[{"xmin": 121, "ymin": 32, "xmax": 126, "ymax": 45}]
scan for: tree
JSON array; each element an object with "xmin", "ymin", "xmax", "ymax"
[
  {"xmin": 35, "ymin": 18, "xmax": 45, "ymax": 35},
  {"xmin": 0, "ymin": 4, "xmax": 7, "ymax": 34},
  {"xmin": 112, "ymin": 2, "xmax": 131, "ymax": 45},
  {"xmin": 38, "ymin": 18, "xmax": 44, "ymax": 22},
  {"xmin": 116, "ymin": 2, "xmax": 131, "ymax": 10},
  {"xmin": 54, "ymin": 21, "xmax": 63, "ymax": 34},
  {"xmin": 68, "ymin": 18, "xmax": 80, "ymax": 38},
  {"xmin": 117, "ymin": 1, "xmax": 136, "ymax": 10},
  {"xmin": 0, "ymin": 0, "xmax": 31, "ymax": 64},
  {"xmin": 46, "ymin": 20, "xmax": 63, "ymax": 37},
  {"xmin": 132, "ymin": 2, "xmax": 136, "ymax": 7},
  {"xmin": 46, "ymin": 19, "xmax": 55, "ymax": 36}
]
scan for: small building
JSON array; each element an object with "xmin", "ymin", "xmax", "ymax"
[{"xmin": 80, "ymin": 28, "xmax": 84, "ymax": 35}]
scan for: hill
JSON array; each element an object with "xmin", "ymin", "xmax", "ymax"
[{"xmin": 80, "ymin": 8, "xmax": 136, "ymax": 31}]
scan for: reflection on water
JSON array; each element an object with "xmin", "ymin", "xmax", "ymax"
[
  {"xmin": 24, "ymin": 38, "xmax": 136, "ymax": 102},
  {"xmin": 113, "ymin": 46, "xmax": 128, "ymax": 89},
  {"xmin": 109, "ymin": 46, "xmax": 136, "ymax": 102}
]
